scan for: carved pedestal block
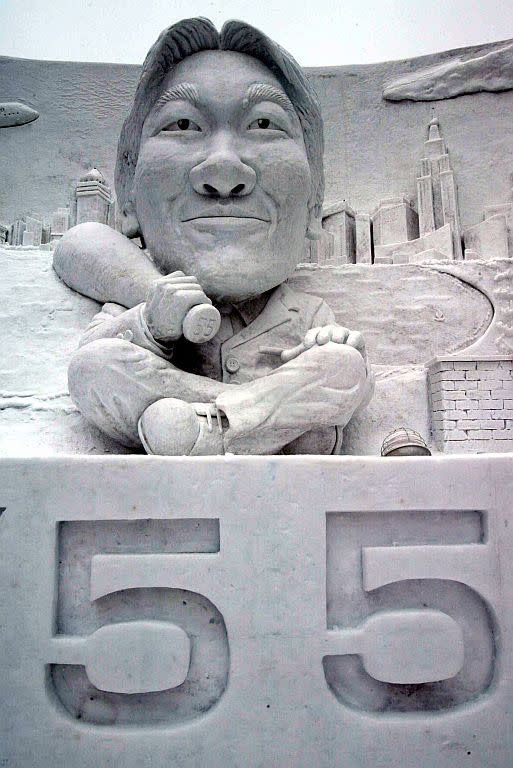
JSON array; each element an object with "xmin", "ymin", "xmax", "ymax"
[{"xmin": 2, "ymin": 456, "xmax": 513, "ymax": 767}]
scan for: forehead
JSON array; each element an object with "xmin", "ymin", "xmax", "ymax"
[{"xmin": 162, "ymin": 49, "xmax": 286, "ymax": 100}]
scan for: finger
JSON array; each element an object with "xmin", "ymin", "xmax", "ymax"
[
  {"xmin": 280, "ymin": 342, "xmax": 305, "ymax": 363},
  {"xmin": 155, "ymin": 273, "xmax": 200, "ymax": 287},
  {"xmin": 148, "ymin": 286, "xmax": 210, "ymax": 319},
  {"xmin": 173, "ymin": 290, "xmax": 213, "ymax": 317},
  {"xmin": 346, "ymin": 330, "xmax": 365, "ymax": 353},
  {"xmin": 155, "ymin": 271, "xmax": 185, "ymax": 283},
  {"xmin": 166, "ymin": 275, "xmax": 200, "ymax": 285},
  {"xmin": 149, "ymin": 274, "xmax": 198, "ymax": 303},
  {"xmin": 303, "ymin": 327, "xmax": 323, "ymax": 348},
  {"xmin": 174, "ymin": 288, "xmax": 212, "ymax": 306},
  {"xmin": 162, "ymin": 283, "xmax": 206, "ymax": 295},
  {"xmin": 316, "ymin": 326, "xmax": 335, "ymax": 345},
  {"xmin": 331, "ymin": 326, "xmax": 350, "ymax": 344}
]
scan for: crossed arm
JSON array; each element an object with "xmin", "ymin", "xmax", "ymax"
[{"xmin": 54, "ymin": 222, "xmax": 369, "ymax": 365}]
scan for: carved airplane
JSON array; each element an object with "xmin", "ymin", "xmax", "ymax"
[{"xmin": 0, "ymin": 101, "xmax": 39, "ymax": 127}]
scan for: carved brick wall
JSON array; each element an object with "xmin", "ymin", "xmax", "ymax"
[{"xmin": 428, "ymin": 357, "xmax": 513, "ymax": 452}]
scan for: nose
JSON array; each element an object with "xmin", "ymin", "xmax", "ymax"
[{"xmin": 190, "ymin": 150, "xmax": 256, "ymax": 198}]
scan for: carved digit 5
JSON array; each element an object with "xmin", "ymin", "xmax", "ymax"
[{"xmin": 324, "ymin": 541, "xmax": 497, "ymax": 713}]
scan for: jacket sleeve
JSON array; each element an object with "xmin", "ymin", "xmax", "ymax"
[{"xmin": 79, "ymin": 302, "xmax": 173, "ymax": 360}]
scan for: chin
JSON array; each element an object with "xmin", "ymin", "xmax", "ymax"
[
  {"xmin": 150, "ymin": 238, "xmax": 299, "ymax": 302},
  {"xmin": 197, "ymin": 261, "xmax": 292, "ymax": 304},
  {"xmin": 199, "ymin": 278, "xmax": 276, "ymax": 304}
]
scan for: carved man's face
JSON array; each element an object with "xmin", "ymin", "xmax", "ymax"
[{"xmin": 133, "ymin": 50, "xmax": 312, "ymax": 302}]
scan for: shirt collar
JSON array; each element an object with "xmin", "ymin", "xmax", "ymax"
[{"xmin": 216, "ymin": 290, "xmax": 272, "ymax": 327}]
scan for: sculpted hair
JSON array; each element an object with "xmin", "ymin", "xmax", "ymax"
[{"xmin": 115, "ymin": 17, "xmax": 325, "ymax": 229}]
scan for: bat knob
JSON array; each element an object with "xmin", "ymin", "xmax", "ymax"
[{"xmin": 182, "ymin": 303, "xmax": 221, "ymax": 343}]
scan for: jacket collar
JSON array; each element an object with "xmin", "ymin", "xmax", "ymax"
[{"xmin": 223, "ymin": 283, "xmax": 299, "ymax": 351}]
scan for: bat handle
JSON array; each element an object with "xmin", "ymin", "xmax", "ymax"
[{"xmin": 182, "ymin": 303, "xmax": 221, "ymax": 344}]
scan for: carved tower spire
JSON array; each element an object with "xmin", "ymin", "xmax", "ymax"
[{"xmin": 416, "ymin": 119, "xmax": 463, "ymax": 259}]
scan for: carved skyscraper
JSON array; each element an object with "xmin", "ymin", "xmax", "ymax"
[
  {"xmin": 74, "ymin": 167, "xmax": 115, "ymax": 227},
  {"xmin": 416, "ymin": 118, "xmax": 463, "ymax": 260}
]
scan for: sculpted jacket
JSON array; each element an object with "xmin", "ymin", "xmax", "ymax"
[
  {"xmin": 78, "ymin": 282, "xmax": 372, "ymax": 454},
  {"xmin": 80, "ymin": 283, "xmax": 336, "ymax": 383}
]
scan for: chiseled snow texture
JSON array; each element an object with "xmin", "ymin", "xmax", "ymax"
[
  {"xmin": 0, "ymin": 247, "xmax": 131, "ymax": 455},
  {"xmin": 1, "ymin": 38, "xmax": 513, "ymax": 231},
  {"xmin": 383, "ymin": 39, "xmax": 513, "ymax": 101},
  {"xmin": 1, "ymin": 246, "xmax": 445, "ymax": 456}
]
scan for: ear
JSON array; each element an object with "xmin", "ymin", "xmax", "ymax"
[
  {"xmin": 306, "ymin": 213, "xmax": 323, "ymax": 241},
  {"xmin": 121, "ymin": 200, "xmax": 141, "ymax": 239}
]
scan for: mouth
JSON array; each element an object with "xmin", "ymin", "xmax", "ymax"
[
  {"xmin": 182, "ymin": 214, "xmax": 269, "ymax": 223},
  {"xmin": 182, "ymin": 205, "xmax": 270, "ymax": 224},
  {"xmin": 181, "ymin": 214, "xmax": 271, "ymax": 233}
]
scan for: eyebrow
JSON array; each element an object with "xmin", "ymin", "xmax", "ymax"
[
  {"xmin": 243, "ymin": 83, "xmax": 295, "ymax": 114},
  {"xmin": 153, "ymin": 81, "xmax": 295, "ymax": 116},
  {"xmin": 154, "ymin": 83, "xmax": 200, "ymax": 112}
]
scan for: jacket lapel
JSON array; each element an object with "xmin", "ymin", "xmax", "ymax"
[{"xmin": 223, "ymin": 284, "xmax": 298, "ymax": 352}]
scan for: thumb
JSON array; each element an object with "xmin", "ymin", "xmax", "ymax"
[{"xmin": 280, "ymin": 342, "xmax": 306, "ymax": 363}]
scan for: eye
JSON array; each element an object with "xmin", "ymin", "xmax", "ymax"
[
  {"xmin": 162, "ymin": 118, "xmax": 202, "ymax": 132},
  {"xmin": 247, "ymin": 118, "xmax": 283, "ymax": 131}
]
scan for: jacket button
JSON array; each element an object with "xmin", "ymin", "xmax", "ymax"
[{"xmin": 225, "ymin": 356, "xmax": 240, "ymax": 374}]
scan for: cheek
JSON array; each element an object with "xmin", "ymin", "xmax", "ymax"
[
  {"xmin": 134, "ymin": 139, "xmax": 190, "ymax": 203},
  {"xmin": 255, "ymin": 142, "xmax": 311, "ymax": 214}
]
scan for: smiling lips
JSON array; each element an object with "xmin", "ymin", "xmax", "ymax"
[{"xmin": 182, "ymin": 207, "xmax": 270, "ymax": 223}]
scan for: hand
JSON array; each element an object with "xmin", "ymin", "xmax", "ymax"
[
  {"xmin": 280, "ymin": 325, "xmax": 367, "ymax": 364},
  {"xmin": 144, "ymin": 271, "xmax": 211, "ymax": 342}
]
